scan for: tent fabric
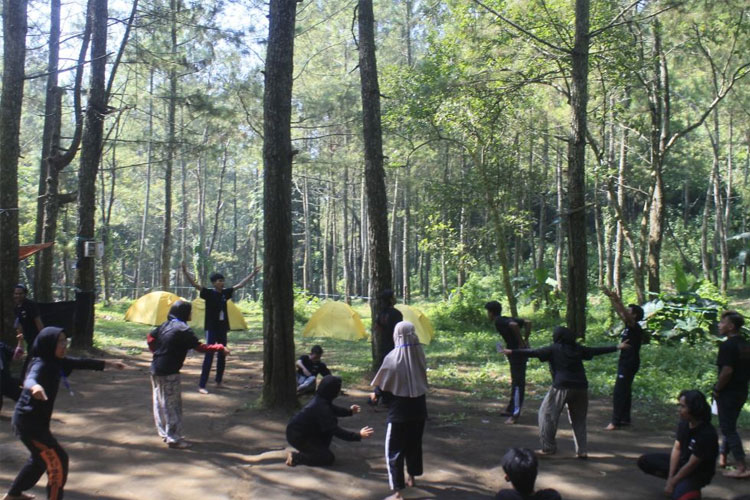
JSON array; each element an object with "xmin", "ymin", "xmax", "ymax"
[
  {"xmin": 189, "ymin": 298, "xmax": 247, "ymax": 331},
  {"xmin": 125, "ymin": 291, "xmax": 181, "ymax": 326},
  {"xmin": 302, "ymin": 301, "xmax": 367, "ymax": 341},
  {"xmin": 395, "ymin": 304, "xmax": 434, "ymax": 345},
  {"xmin": 19, "ymin": 242, "xmax": 54, "ymax": 261}
]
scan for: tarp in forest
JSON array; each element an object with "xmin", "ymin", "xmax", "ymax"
[
  {"xmin": 189, "ymin": 298, "xmax": 247, "ymax": 331},
  {"xmin": 395, "ymin": 304, "xmax": 435, "ymax": 345},
  {"xmin": 302, "ymin": 301, "xmax": 367, "ymax": 341},
  {"xmin": 19, "ymin": 242, "xmax": 54, "ymax": 261},
  {"xmin": 125, "ymin": 291, "xmax": 181, "ymax": 326}
]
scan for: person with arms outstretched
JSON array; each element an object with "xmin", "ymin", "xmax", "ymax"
[{"xmin": 182, "ymin": 262, "xmax": 258, "ymax": 393}]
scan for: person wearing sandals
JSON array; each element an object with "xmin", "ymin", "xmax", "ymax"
[
  {"xmin": 148, "ymin": 300, "xmax": 229, "ymax": 449},
  {"xmin": 370, "ymin": 321, "xmax": 428, "ymax": 500},
  {"xmin": 713, "ymin": 310, "xmax": 750, "ymax": 479}
]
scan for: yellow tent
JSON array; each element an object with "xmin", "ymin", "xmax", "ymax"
[
  {"xmin": 125, "ymin": 291, "xmax": 181, "ymax": 326},
  {"xmin": 189, "ymin": 298, "xmax": 248, "ymax": 331},
  {"xmin": 302, "ymin": 301, "xmax": 367, "ymax": 341},
  {"xmin": 395, "ymin": 304, "xmax": 435, "ymax": 345}
]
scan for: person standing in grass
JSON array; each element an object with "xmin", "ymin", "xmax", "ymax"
[
  {"xmin": 182, "ymin": 262, "xmax": 258, "ymax": 394},
  {"xmin": 485, "ymin": 301, "xmax": 532, "ymax": 424},
  {"xmin": 637, "ymin": 390, "xmax": 718, "ymax": 499},
  {"xmin": 602, "ymin": 288, "xmax": 644, "ymax": 431},
  {"xmin": 3, "ymin": 327, "xmax": 124, "ymax": 500},
  {"xmin": 502, "ymin": 326, "xmax": 629, "ymax": 458},
  {"xmin": 713, "ymin": 310, "xmax": 750, "ymax": 479},
  {"xmin": 148, "ymin": 300, "xmax": 230, "ymax": 449},
  {"xmin": 371, "ymin": 321, "xmax": 428, "ymax": 499}
]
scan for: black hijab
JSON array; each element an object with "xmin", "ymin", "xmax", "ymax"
[
  {"xmin": 316, "ymin": 375, "xmax": 342, "ymax": 402},
  {"xmin": 31, "ymin": 326, "xmax": 65, "ymax": 363}
]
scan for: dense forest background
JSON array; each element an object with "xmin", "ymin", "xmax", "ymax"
[{"xmin": 1, "ymin": 0, "xmax": 749, "ymax": 343}]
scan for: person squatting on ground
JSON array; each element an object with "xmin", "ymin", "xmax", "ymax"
[
  {"xmin": 295, "ymin": 345, "xmax": 331, "ymax": 395},
  {"xmin": 373, "ymin": 289, "xmax": 403, "ymax": 369},
  {"xmin": 147, "ymin": 300, "xmax": 229, "ymax": 449},
  {"xmin": 495, "ymin": 448, "xmax": 562, "ymax": 500},
  {"xmin": 713, "ymin": 310, "xmax": 750, "ymax": 479},
  {"xmin": 2, "ymin": 327, "xmax": 124, "ymax": 500},
  {"xmin": 0, "ymin": 333, "xmax": 24, "ymax": 415},
  {"xmin": 602, "ymin": 288, "xmax": 645, "ymax": 431},
  {"xmin": 485, "ymin": 301, "xmax": 531, "ymax": 424},
  {"xmin": 503, "ymin": 326, "xmax": 629, "ymax": 458},
  {"xmin": 182, "ymin": 262, "xmax": 258, "ymax": 394},
  {"xmin": 285, "ymin": 375, "xmax": 373, "ymax": 467},
  {"xmin": 370, "ymin": 321, "xmax": 429, "ymax": 499},
  {"xmin": 637, "ymin": 389, "xmax": 718, "ymax": 500},
  {"xmin": 13, "ymin": 284, "xmax": 44, "ymax": 379}
]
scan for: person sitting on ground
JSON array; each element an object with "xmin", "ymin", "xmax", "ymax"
[
  {"xmin": 286, "ymin": 375, "xmax": 373, "ymax": 467},
  {"xmin": 713, "ymin": 310, "xmax": 750, "ymax": 478},
  {"xmin": 602, "ymin": 288, "xmax": 645, "ymax": 431},
  {"xmin": 503, "ymin": 326, "xmax": 629, "ymax": 458},
  {"xmin": 148, "ymin": 300, "xmax": 230, "ymax": 449},
  {"xmin": 0, "ymin": 333, "xmax": 24, "ymax": 415},
  {"xmin": 296, "ymin": 345, "xmax": 331, "ymax": 395},
  {"xmin": 495, "ymin": 447, "xmax": 562, "ymax": 500},
  {"xmin": 637, "ymin": 389, "xmax": 718, "ymax": 499}
]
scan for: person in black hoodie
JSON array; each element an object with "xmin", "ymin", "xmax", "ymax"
[
  {"xmin": 3, "ymin": 327, "xmax": 124, "ymax": 500},
  {"xmin": 503, "ymin": 326, "xmax": 629, "ymax": 458},
  {"xmin": 285, "ymin": 375, "xmax": 373, "ymax": 467},
  {"xmin": 148, "ymin": 300, "xmax": 229, "ymax": 449}
]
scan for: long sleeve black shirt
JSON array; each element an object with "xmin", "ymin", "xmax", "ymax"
[{"xmin": 514, "ymin": 343, "xmax": 617, "ymax": 389}]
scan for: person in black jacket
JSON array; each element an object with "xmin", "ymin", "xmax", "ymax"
[
  {"xmin": 602, "ymin": 288, "xmax": 644, "ymax": 431},
  {"xmin": 637, "ymin": 390, "xmax": 718, "ymax": 499},
  {"xmin": 148, "ymin": 300, "xmax": 229, "ymax": 449},
  {"xmin": 285, "ymin": 375, "xmax": 373, "ymax": 467},
  {"xmin": 503, "ymin": 326, "xmax": 629, "ymax": 458},
  {"xmin": 0, "ymin": 333, "xmax": 24, "ymax": 415},
  {"xmin": 3, "ymin": 327, "xmax": 124, "ymax": 500}
]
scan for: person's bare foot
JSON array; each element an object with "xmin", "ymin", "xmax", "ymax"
[
  {"xmin": 723, "ymin": 468, "xmax": 750, "ymax": 479},
  {"xmin": 406, "ymin": 474, "xmax": 416, "ymax": 487},
  {"xmin": 719, "ymin": 453, "xmax": 727, "ymax": 468},
  {"xmin": 198, "ymin": 387, "xmax": 209, "ymax": 394},
  {"xmin": 285, "ymin": 452, "xmax": 296, "ymax": 467},
  {"xmin": 535, "ymin": 449, "xmax": 555, "ymax": 456},
  {"xmin": 504, "ymin": 416, "xmax": 518, "ymax": 424},
  {"xmin": 383, "ymin": 493, "xmax": 403, "ymax": 500},
  {"xmin": 2, "ymin": 493, "xmax": 36, "ymax": 500},
  {"xmin": 604, "ymin": 423, "xmax": 619, "ymax": 431}
]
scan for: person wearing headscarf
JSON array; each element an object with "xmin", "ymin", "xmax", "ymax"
[
  {"xmin": 503, "ymin": 326, "xmax": 629, "ymax": 459},
  {"xmin": 3, "ymin": 327, "xmax": 124, "ymax": 500},
  {"xmin": 148, "ymin": 300, "xmax": 229, "ymax": 449},
  {"xmin": 370, "ymin": 321, "xmax": 429, "ymax": 498},
  {"xmin": 285, "ymin": 375, "xmax": 374, "ymax": 467}
]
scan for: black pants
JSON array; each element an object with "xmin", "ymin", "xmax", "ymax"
[
  {"xmin": 286, "ymin": 429, "xmax": 335, "ymax": 467},
  {"xmin": 637, "ymin": 453, "xmax": 704, "ymax": 500},
  {"xmin": 386, "ymin": 420, "xmax": 425, "ymax": 490},
  {"xmin": 0, "ymin": 371, "xmax": 22, "ymax": 413},
  {"xmin": 611, "ymin": 364, "xmax": 638, "ymax": 425},
  {"xmin": 716, "ymin": 389, "xmax": 748, "ymax": 462},
  {"xmin": 505, "ymin": 358, "xmax": 527, "ymax": 417},
  {"xmin": 9, "ymin": 425, "xmax": 69, "ymax": 500}
]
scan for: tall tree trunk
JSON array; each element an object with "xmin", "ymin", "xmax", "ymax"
[
  {"xmin": 613, "ymin": 125, "xmax": 628, "ymax": 296},
  {"xmin": 73, "ymin": 0, "xmax": 107, "ymax": 348},
  {"xmin": 554, "ymin": 147, "xmax": 564, "ymax": 292},
  {"xmin": 0, "ymin": 0, "xmax": 27, "ymax": 342},
  {"xmin": 402, "ymin": 163, "xmax": 411, "ymax": 303},
  {"xmin": 302, "ymin": 175, "xmax": 312, "ymax": 292},
  {"xmin": 262, "ymin": 0, "xmax": 297, "ymax": 409},
  {"xmin": 342, "ymin": 162, "xmax": 352, "ymax": 303},
  {"xmin": 566, "ymin": 0, "xmax": 590, "ymax": 337},
  {"xmin": 134, "ymin": 69, "xmax": 154, "ymax": 298},
  {"xmin": 358, "ymin": 0, "xmax": 393, "ymax": 369}
]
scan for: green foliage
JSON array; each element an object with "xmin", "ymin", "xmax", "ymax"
[
  {"xmin": 515, "ymin": 267, "xmax": 562, "ymax": 317},
  {"xmin": 293, "ymin": 288, "xmax": 320, "ymax": 325},
  {"xmin": 430, "ymin": 274, "xmax": 501, "ymax": 330},
  {"xmin": 644, "ymin": 265, "xmax": 727, "ymax": 345}
]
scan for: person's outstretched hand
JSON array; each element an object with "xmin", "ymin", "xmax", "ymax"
[
  {"xmin": 618, "ymin": 339, "xmax": 631, "ymax": 350},
  {"xmin": 360, "ymin": 426, "xmax": 374, "ymax": 439},
  {"xmin": 350, "ymin": 404, "xmax": 361, "ymax": 414},
  {"xmin": 31, "ymin": 384, "xmax": 48, "ymax": 401}
]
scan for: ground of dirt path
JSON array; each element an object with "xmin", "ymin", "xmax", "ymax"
[{"xmin": 1, "ymin": 339, "xmax": 748, "ymax": 500}]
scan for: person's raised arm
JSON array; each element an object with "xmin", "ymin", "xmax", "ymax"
[
  {"xmin": 234, "ymin": 266, "xmax": 261, "ymax": 290},
  {"xmin": 602, "ymin": 288, "xmax": 636, "ymax": 327},
  {"xmin": 181, "ymin": 261, "xmax": 201, "ymax": 290}
]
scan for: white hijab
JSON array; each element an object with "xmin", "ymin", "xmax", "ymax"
[{"xmin": 371, "ymin": 321, "xmax": 428, "ymax": 398}]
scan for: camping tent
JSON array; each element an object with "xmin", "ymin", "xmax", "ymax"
[
  {"xmin": 395, "ymin": 304, "xmax": 435, "ymax": 345},
  {"xmin": 189, "ymin": 298, "xmax": 247, "ymax": 331},
  {"xmin": 125, "ymin": 291, "xmax": 181, "ymax": 326},
  {"xmin": 302, "ymin": 301, "xmax": 367, "ymax": 341}
]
